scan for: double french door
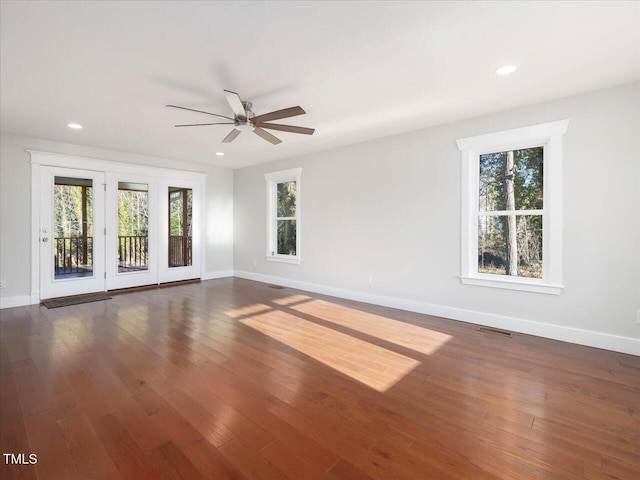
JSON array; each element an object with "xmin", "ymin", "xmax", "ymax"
[{"xmin": 39, "ymin": 165, "xmax": 202, "ymax": 299}]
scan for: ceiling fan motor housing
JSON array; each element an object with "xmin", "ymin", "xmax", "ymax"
[
  {"xmin": 241, "ymin": 101, "xmax": 254, "ymax": 119},
  {"xmin": 236, "ymin": 102, "xmax": 255, "ymax": 131}
]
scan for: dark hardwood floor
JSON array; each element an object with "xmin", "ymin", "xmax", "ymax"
[{"xmin": 1, "ymin": 277, "xmax": 639, "ymax": 479}]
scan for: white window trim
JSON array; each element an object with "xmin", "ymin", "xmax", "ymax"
[
  {"xmin": 265, "ymin": 168, "xmax": 302, "ymax": 264},
  {"xmin": 456, "ymin": 120, "xmax": 569, "ymax": 295}
]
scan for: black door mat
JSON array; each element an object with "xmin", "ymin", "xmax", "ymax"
[{"xmin": 42, "ymin": 293, "xmax": 112, "ymax": 309}]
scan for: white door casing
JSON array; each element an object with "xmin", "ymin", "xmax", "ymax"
[
  {"xmin": 30, "ymin": 151, "xmax": 207, "ymax": 301},
  {"xmin": 39, "ymin": 166, "xmax": 106, "ymax": 299}
]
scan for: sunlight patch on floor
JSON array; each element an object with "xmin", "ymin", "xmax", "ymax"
[
  {"xmin": 291, "ymin": 300, "xmax": 452, "ymax": 356},
  {"xmin": 240, "ymin": 309, "xmax": 420, "ymax": 392},
  {"xmin": 272, "ymin": 294, "xmax": 312, "ymax": 306},
  {"xmin": 225, "ymin": 303, "xmax": 273, "ymax": 319}
]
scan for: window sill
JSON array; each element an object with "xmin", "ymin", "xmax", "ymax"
[
  {"xmin": 266, "ymin": 255, "xmax": 300, "ymax": 265},
  {"xmin": 460, "ymin": 275, "xmax": 563, "ymax": 295}
]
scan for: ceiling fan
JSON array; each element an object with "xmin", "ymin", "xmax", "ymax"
[{"xmin": 167, "ymin": 90, "xmax": 315, "ymax": 145}]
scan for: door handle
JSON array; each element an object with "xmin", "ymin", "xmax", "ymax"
[{"xmin": 42, "ymin": 237, "xmax": 49, "ymax": 243}]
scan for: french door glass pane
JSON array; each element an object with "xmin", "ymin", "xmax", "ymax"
[
  {"xmin": 118, "ymin": 182, "xmax": 149, "ymax": 273},
  {"xmin": 54, "ymin": 176, "xmax": 94, "ymax": 279},
  {"xmin": 277, "ymin": 220, "xmax": 296, "ymax": 255},
  {"xmin": 169, "ymin": 187, "xmax": 192, "ymax": 267},
  {"xmin": 478, "ymin": 214, "xmax": 542, "ymax": 278}
]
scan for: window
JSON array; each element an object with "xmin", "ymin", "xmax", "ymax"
[
  {"xmin": 118, "ymin": 182, "xmax": 149, "ymax": 273},
  {"xmin": 265, "ymin": 168, "xmax": 301, "ymax": 264},
  {"xmin": 168, "ymin": 187, "xmax": 193, "ymax": 267},
  {"xmin": 456, "ymin": 120, "xmax": 569, "ymax": 294}
]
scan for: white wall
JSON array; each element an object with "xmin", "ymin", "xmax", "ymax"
[
  {"xmin": 234, "ymin": 82, "xmax": 640, "ymax": 354},
  {"xmin": 0, "ymin": 132, "xmax": 234, "ymax": 304}
]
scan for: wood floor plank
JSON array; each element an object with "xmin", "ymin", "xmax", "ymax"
[
  {"xmin": 327, "ymin": 459, "xmax": 376, "ymax": 480},
  {"xmin": 243, "ymin": 405, "xmax": 341, "ymax": 472},
  {"xmin": 1, "ymin": 373, "xmax": 18, "ymax": 399},
  {"xmin": 532, "ymin": 416, "xmax": 640, "ymax": 466},
  {"xmin": 601, "ymin": 454, "xmax": 640, "ymax": 479},
  {"xmin": 91, "ymin": 413, "xmax": 162, "ymax": 480},
  {"xmin": 150, "ymin": 406, "xmax": 203, "ymax": 449},
  {"xmin": 181, "ymin": 382, "xmax": 274, "ymax": 451},
  {"xmin": 24, "ymin": 410, "xmax": 80, "ymax": 480},
  {"xmin": 269, "ymin": 400, "xmax": 375, "ymax": 461},
  {"xmin": 182, "ymin": 438, "xmax": 250, "ymax": 480},
  {"xmin": 1, "ymin": 278, "xmax": 638, "ymax": 480},
  {"xmin": 133, "ymin": 388, "xmax": 170, "ymax": 415},
  {"xmin": 0, "ymin": 336, "xmax": 14, "ymax": 377},
  {"xmin": 259, "ymin": 440, "xmax": 328, "ymax": 480},
  {"xmin": 218, "ymin": 437, "xmax": 290, "ymax": 480},
  {"xmin": 148, "ymin": 441, "xmax": 205, "ymax": 480},
  {"xmin": 362, "ymin": 440, "xmax": 458, "ymax": 480},
  {"xmin": 195, "ymin": 363, "xmax": 279, "ymax": 411},
  {"xmin": 58, "ymin": 412, "xmax": 124, "ymax": 480},
  {"xmin": 66, "ymin": 368, "xmax": 113, "ymax": 420},
  {"xmin": 163, "ymin": 390, "xmax": 236, "ymax": 447},
  {"xmin": 111, "ymin": 394, "xmax": 170, "ymax": 452},
  {"xmin": 12, "ymin": 359, "xmax": 57, "ymax": 416},
  {"xmin": 0, "ymin": 393, "xmax": 38, "ymax": 480}
]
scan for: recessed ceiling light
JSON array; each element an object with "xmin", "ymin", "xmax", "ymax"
[
  {"xmin": 67, "ymin": 123, "xmax": 83, "ymax": 129},
  {"xmin": 495, "ymin": 65, "xmax": 518, "ymax": 76},
  {"xmin": 215, "ymin": 152, "xmax": 225, "ymax": 156}
]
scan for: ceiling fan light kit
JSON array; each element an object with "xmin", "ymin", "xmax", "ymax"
[{"xmin": 167, "ymin": 90, "xmax": 315, "ymax": 145}]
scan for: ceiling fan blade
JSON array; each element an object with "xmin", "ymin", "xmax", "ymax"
[
  {"xmin": 252, "ymin": 106, "xmax": 306, "ymax": 124},
  {"xmin": 175, "ymin": 122, "xmax": 234, "ymax": 127},
  {"xmin": 166, "ymin": 104, "xmax": 233, "ymax": 121},
  {"xmin": 224, "ymin": 90, "xmax": 247, "ymax": 119},
  {"xmin": 254, "ymin": 123, "xmax": 315, "ymax": 135},
  {"xmin": 222, "ymin": 129, "xmax": 241, "ymax": 143},
  {"xmin": 254, "ymin": 127, "xmax": 282, "ymax": 145}
]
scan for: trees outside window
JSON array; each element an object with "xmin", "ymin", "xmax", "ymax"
[
  {"xmin": 265, "ymin": 168, "xmax": 301, "ymax": 264},
  {"xmin": 478, "ymin": 146, "xmax": 543, "ymax": 278},
  {"xmin": 456, "ymin": 120, "xmax": 568, "ymax": 294},
  {"xmin": 168, "ymin": 187, "xmax": 193, "ymax": 267},
  {"xmin": 276, "ymin": 181, "xmax": 297, "ymax": 255},
  {"xmin": 117, "ymin": 182, "xmax": 149, "ymax": 271},
  {"xmin": 53, "ymin": 177, "xmax": 94, "ymax": 275}
]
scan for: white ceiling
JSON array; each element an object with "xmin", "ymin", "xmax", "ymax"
[{"xmin": 1, "ymin": 1, "xmax": 638, "ymax": 169}]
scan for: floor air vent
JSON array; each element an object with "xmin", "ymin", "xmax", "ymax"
[
  {"xmin": 267, "ymin": 285, "xmax": 285, "ymax": 289},
  {"xmin": 478, "ymin": 326, "xmax": 513, "ymax": 337}
]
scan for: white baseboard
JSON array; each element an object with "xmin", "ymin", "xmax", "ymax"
[
  {"xmin": 233, "ymin": 270, "xmax": 639, "ymax": 356},
  {"xmin": 3, "ymin": 272, "xmax": 637, "ymax": 356},
  {"xmin": 202, "ymin": 270, "xmax": 234, "ymax": 281},
  {"xmin": 0, "ymin": 294, "xmax": 38, "ymax": 310}
]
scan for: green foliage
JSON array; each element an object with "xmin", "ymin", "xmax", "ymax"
[
  {"xmin": 478, "ymin": 215, "xmax": 542, "ymax": 278},
  {"xmin": 169, "ymin": 189, "xmax": 192, "ymax": 236},
  {"xmin": 277, "ymin": 181, "xmax": 296, "ymax": 217},
  {"xmin": 118, "ymin": 189, "xmax": 149, "ymax": 236},
  {"xmin": 54, "ymin": 184, "xmax": 93, "ymax": 237},
  {"xmin": 276, "ymin": 182, "xmax": 297, "ymax": 255},
  {"xmin": 277, "ymin": 220, "xmax": 296, "ymax": 255},
  {"xmin": 478, "ymin": 147, "xmax": 543, "ymax": 277},
  {"xmin": 479, "ymin": 147, "xmax": 543, "ymax": 211},
  {"xmin": 54, "ymin": 182, "xmax": 94, "ymax": 270}
]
